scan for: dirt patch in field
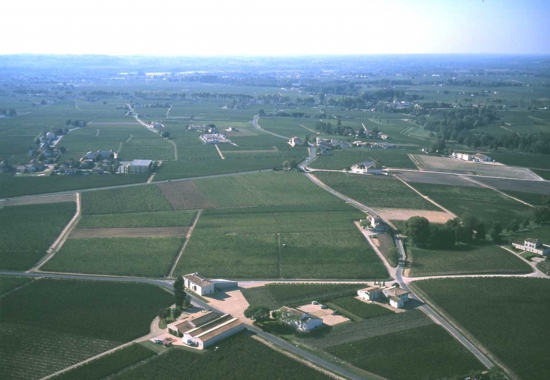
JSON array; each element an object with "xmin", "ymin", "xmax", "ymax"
[
  {"xmin": 397, "ymin": 171, "xmax": 480, "ymax": 187},
  {"xmin": 157, "ymin": 181, "xmax": 213, "ymax": 210},
  {"xmin": 372, "ymin": 208, "xmax": 453, "ymax": 223},
  {"xmin": 69, "ymin": 227, "xmax": 189, "ymax": 238}
]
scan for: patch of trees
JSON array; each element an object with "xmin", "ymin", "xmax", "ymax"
[
  {"xmin": 244, "ymin": 305, "xmax": 270, "ymax": 321},
  {"xmin": 533, "ymin": 197, "xmax": 550, "ymax": 225},
  {"xmin": 303, "ymin": 81, "xmax": 361, "ymax": 96},
  {"xmin": 0, "ymin": 108, "xmax": 17, "ymax": 117},
  {"xmin": 315, "ymin": 121, "xmax": 357, "ymax": 136}
]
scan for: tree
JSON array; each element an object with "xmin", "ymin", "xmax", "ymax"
[
  {"xmin": 161, "ymin": 131, "xmax": 170, "ymax": 139},
  {"xmin": 174, "ymin": 277, "xmax": 190, "ymax": 309},
  {"xmin": 533, "ymin": 206, "xmax": 550, "ymax": 225},
  {"xmin": 428, "ymin": 224, "xmax": 455, "ymax": 249},
  {"xmin": 475, "ymin": 222, "xmax": 486, "ymax": 241},
  {"xmin": 157, "ymin": 307, "xmax": 171, "ymax": 320},
  {"xmin": 405, "ymin": 216, "xmax": 431, "ymax": 247},
  {"xmin": 506, "ymin": 219, "xmax": 520, "ymax": 233},
  {"xmin": 490, "ymin": 222, "xmax": 503, "ymax": 244},
  {"xmin": 259, "ymin": 109, "xmax": 266, "ymax": 116},
  {"xmin": 387, "ymin": 247, "xmax": 400, "ymax": 265},
  {"xmin": 244, "ymin": 305, "xmax": 270, "ymax": 321},
  {"xmin": 8, "ymin": 108, "xmax": 17, "ymax": 117},
  {"xmin": 58, "ymin": 146, "xmax": 66, "ymax": 154}
]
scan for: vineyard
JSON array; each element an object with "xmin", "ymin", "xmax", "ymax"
[
  {"xmin": 242, "ymin": 283, "xmax": 366, "ymax": 310},
  {"xmin": 326, "ymin": 324, "xmax": 484, "ymax": 380},
  {"xmin": 77, "ymin": 210, "xmax": 198, "ymax": 229},
  {"xmin": 413, "ymin": 277, "xmax": 550, "ymax": 380},
  {"xmin": 52, "ymin": 344, "xmax": 156, "ymax": 380},
  {"xmin": 294, "ymin": 310, "xmax": 432, "ymax": 349},
  {"xmin": 0, "ymin": 276, "xmax": 33, "ymax": 295},
  {"xmin": 111, "ymin": 332, "xmax": 331, "ymax": 380},
  {"xmin": 81, "ymin": 185, "xmax": 172, "ymax": 215},
  {"xmin": 325, "ymin": 296, "xmax": 393, "ymax": 321},
  {"xmin": 0, "ymin": 202, "xmax": 76, "ymax": 270}
]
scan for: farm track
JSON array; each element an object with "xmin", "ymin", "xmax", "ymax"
[
  {"xmin": 168, "ymin": 209, "xmax": 202, "ymax": 278},
  {"xmin": 393, "ymin": 175, "xmax": 457, "ymax": 218},
  {"xmin": 215, "ymin": 144, "xmax": 225, "ymax": 159},
  {"xmin": 461, "ymin": 176, "xmax": 534, "ymax": 207},
  {"xmin": 300, "ymin": 124, "xmax": 319, "ymax": 134},
  {"xmin": 166, "ymin": 139, "xmax": 178, "ymax": 160}
]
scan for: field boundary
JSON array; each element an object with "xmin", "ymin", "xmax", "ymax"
[
  {"xmin": 409, "ymin": 282, "xmax": 520, "ymax": 380},
  {"xmin": 462, "ymin": 176, "xmax": 534, "ymax": 208},
  {"xmin": 168, "ymin": 209, "xmax": 202, "ymax": 278},
  {"xmin": 167, "ymin": 139, "xmax": 178, "ymax": 160},
  {"xmin": 30, "ymin": 193, "xmax": 82, "ymax": 272},
  {"xmin": 393, "ymin": 175, "xmax": 457, "ymax": 218},
  {"xmin": 407, "ymin": 154, "xmax": 423, "ymax": 170},
  {"xmin": 215, "ymin": 144, "xmax": 225, "ymax": 159},
  {"xmin": 299, "ymin": 124, "xmax": 319, "ymax": 134}
]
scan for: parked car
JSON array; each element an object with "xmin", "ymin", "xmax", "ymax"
[
  {"xmin": 311, "ymin": 301, "xmax": 319, "ymax": 305},
  {"xmin": 320, "ymin": 305, "xmax": 328, "ymax": 309},
  {"xmin": 154, "ymin": 339, "xmax": 163, "ymax": 345}
]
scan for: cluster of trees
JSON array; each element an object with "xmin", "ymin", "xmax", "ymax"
[
  {"xmin": 65, "ymin": 119, "xmax": 86, "ymax": 127},
  {"xmin": 315, "ymin": 121, "xmax": 360, "ymax": 137},
  {"xmin": 303, "ymin": 82, "xmax": 361, "ymax": 96},
  {"xmin": 418, "ymin": 79, "xmax": 523, "ymax": 87},
  {"xmin": 534, "ymin": 197, "xmax": 550, "ymax": 225},
  {"xmin": 0, "ymin": 108, "xmax": 17, "ymax": 117}
]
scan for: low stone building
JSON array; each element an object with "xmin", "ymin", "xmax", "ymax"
[
  {"xmin": 357, "ymin": 285, "xmax": 410, "ymax": 309},
  {"xmin": 277, "ymin": 306, "xmax": 323, "ymax": 331},
  {"xmin": 183, "ymin": 273, "xmax": 215, "ymax": 296},
  {"xmin": 512, "ymin": 239, "xmax": 550, "ymax": 256}
]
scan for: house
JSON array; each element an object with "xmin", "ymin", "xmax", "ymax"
[
  {"xmin": 288, "ymin": 136, "xmax": 302, "ymax": 147},
  {"xmin": 357, "ymin": 285, "xmax": 410, "ymax": 309},
  {"xmin": 357, "ymin": 286, "xmax": 383, "ymax": 301},
  {"xmin": 350, "ymin": 161, "xmax": 382, "ymax": 175},
  {"xmin": 183, "ymin": 273, "xmax": 215, "ymax": 296},
  {"xmin": 512, "ymin": 239, "xmax": 550, "ymax": 256},
  {"xmin": 188, "ymin": 124, "xmax": 206, "ymax": 131},
  {"xmin": 151, "ymin": 122, "xmax": 164, "ymax": 129},
  {"xmin": 81, "ymin": 150, "xmax": 116, "ymax": 161},
  {"xmin": 200, "ymin": 133, "xmax": 230, "ymax": 144},
  {"xmin": 129, "ymin": 159, "xmax": 153, "ymax": 173},
  {"xmin": 15, "ymin": 165, "xmax": 26, "ymax": 174},
  {"xmin": 168, "ymin": 311, "xmax": 245, "ymax": 350},
  {"xmin": 364, "ymin": 215, "xmax": 387, "ymax": 232},
  {"xmin": 473, "ymin": 153, "xmax": 492, "ymax": 162},
  {"xmin": 353, "ymin": 141, "xmax": 369, "ymax": 147},
  {"xmin": 452, "ymin": 152, "xmax": 473, "ymax": 161},
  {"xmin": 277, "ymin": 306, "xmax": 323, "ymax": 331}
]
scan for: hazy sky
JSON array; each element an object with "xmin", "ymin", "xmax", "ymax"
[{"xmin": 1, "ymin": 0, "xmax": 549, "ymax": 56}]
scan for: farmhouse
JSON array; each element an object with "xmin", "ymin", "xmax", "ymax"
[
  {"xmin": 357, "ymin": 285, "xmax": 410, "ymax": 309},
  {"xmin": 168, "ymin": 311, "xmax": 245, "ymax": 350},
  {"xmin": 183, "ymin": 273, "xmax": 215, "ymax": 296},
  {"xmin": 151, "ymin": 121, "xmax": 164, "ymax": 129},
  {"xmin": 277, "ymin": 306, "xmax": 323, "ymax": 331},
  {"xmin": 512, "ymin": 239, "xmax": 550, "ymax": 256},
  {"xmin": 200, "ymin": 133, "xmax": 230, "ymax": 144},
  {"xmin": 81, "ymin": 150, "xmax": 117, "ymax": 161},
  {"xmin": 288, "ymin": 136, "xmax": 302, "ymax": 147},
  {"xmin": 452, "ymin": 152, "xmax": 473, "ymax": 161},
  {"xmin": 364, "ymin": 215, "xmax": 388, "ymax": 232},
  {"xmin": 473, "ymin": 153, "xmax": 492, "ymax": 162},
  {"xmin": 118, "ymin": 159, "xmax": 154, "ymax": 174},
  {"xmin": 350, "ymin": 161, "xmax": 383, "ymax": 175}
]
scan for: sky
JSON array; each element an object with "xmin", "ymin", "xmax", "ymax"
[{"xmin": 1, "ymin": 0, "xmax": 549, "ymax": 56}]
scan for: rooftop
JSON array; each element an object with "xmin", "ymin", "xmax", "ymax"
[
  {"xmin": 184, "ymin": 273, "xmax": 213, "ymax": 287},
  {"xmin": 130, "ymin": 159, "xmax": 153, "ymax": 166},
  {"xmin": 360, "ymin": 286, "xmax": 382, "ymax": 292}
]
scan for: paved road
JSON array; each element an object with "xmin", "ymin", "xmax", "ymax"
[{"xmin": 0, "ymin": 270, "xmax": 367, "ymax": 380}]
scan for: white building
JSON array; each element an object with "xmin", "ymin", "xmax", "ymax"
[
  {"xmin": 452, "ymin": 152, "xmax": 473, "ymax": 161},
  {"xmin": 357, "ymin": 285, "xmax": 410, "ymax": 309},
  {"xmin": 512, "ymin": 239, "xmax": 550, "ymax": 256},
  {"xmin": 200, "ymin": 133, "xmax": 230, "ymax": 144},
  {"xmin": 288, "ymin": 136, "xmax": 302, "ymax": 147},
  {"xmin": 473, "ymin": 153, "xmax": 492, "ymax": 162},
  {"xmin": 357, "ymin": 286, "xmax": 384, "ymax": 301},
  {"xmin": 183, "ymin": 273, "xmax": 215, "ymax": 296},
  {"xmin": 278, "ymin": 306, "xmax": 323, "ymax": 331},
  {"xmin": 350, "ymin": 161, "xmax": 383, "ymax": 175},
  {"xmin": 168, "ymin": 311, "xmax": 245, "ymax": 350}
]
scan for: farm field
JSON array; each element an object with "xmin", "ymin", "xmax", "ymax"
[
  {"xmin": 43, "ymin": 237, "xmax": 184, "ymax": 277},
  {"xmin": 326, "ymin": 324, "xmax": 484, "ymax": 380},
  {"xmin": 500, "ymin": 190, "xmax": 548, "ymax": 205},
  {"xmin": 174, "ymin": 209, "xmax": 387, "ymax": 279},
  {"xmin": 413, "ymin": 155, "xmax": 540, "ymax": 179},
  {"xmin": 51, "ymin": 344, "xmax": 156, "ymax": 380},
  {"xmin": 81, "ymin": 185, "xmax": 172, "ymax": 214},
  {"xmin": 0, "ymin": 276, "xmax": 33, "ymax": 295},
  {"xmin": 408, "ymin": 243, "xmax": 532, "ymax": 277},
  {"xmin": 413, "ymin": 277, "xmax": 550, "ymax": 380},
  {"xmin": 507, "ymin": 225, "xmax": 550, "ymax": 245},
  {"xmin": 77, "ymin": 210, "xmax": 197, "ymax": 228},
  {"xmin": 0, "ymin": 202, "xmax": 75, "ymax": 270},
  {"xmin": 408, "ymin": 183, "xmax": 533, "ymax": 226},
  {"xmin": 396, "ymin": 171, "xmax": 480, "ymax": 187},
  {"xmin": 532, "ymin": 169, "xmax": 550, "ymax": 180},
  {"xmin": 0, "ymin": 279, "xmax": 173, "ymax": 380},
  {"xmin": 325, "ymin": 296, "xmax": 393, "ymax": 321},
  {"xmin": 242, "ymin": 283, "xmax": 365, "ymax": 310},
  {"xmin": 309, "ymin": 147, "xmax": 418, "ymax": 170},
  {"xmin": 489, "ymin": 152, "xmax": 550, "ymax": 170},
  {"xmin": 313, "ymin": 172, "xmax": 440, "ymax": 210},
  {"xmin": 473, "ymin": 177, "xmax": 550, "ymax": 195},
  {"xmin": 0, "ymin": 173, "xmax": 148, "ymax": 198},
  {"xmin": 157, "ymin": 181, "xmax": 214, "ymax": 210},
  {"xmin": 111, "ymin": 332, "xmax": 331, "ymax": 380}
]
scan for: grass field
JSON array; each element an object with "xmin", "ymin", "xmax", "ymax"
[
  {"xmin": 489, "ymin": 152, "xmax": 550, "ymax": 170},
  {"xmin": 174, "ymin": 209, "xmax": 387, "ymax": 280},
  {"xmin": 408, "ymin": 243, "xmax": 532, "ymax": 277},
  {"xmin": 111, "ymin": 332, "xmax": 331, "ymax": 380},
  {"xmin": 0, "ymin": 279, "xmax": 173, "ymax": 380},
  {"xmin": 51, "ymin": 344, "xmax": 156, "ymax": 380},
  {"xmin": 310, "ymin": 147, "xmax": 417, "ymax": 170},
  {"xmin": 506, "ymin": 225, "xmax": 550, "ymax": 244},
  {"xmin": 242, "ymin": 283, "xmax": 364, "ymax": 310},
  {"xmin": 408, "ymin": 183, "xmax": 533, "ymax": 226},
  {"xmin": 501, "ymin": 190, "xmax": 548, "ymax": 205},
  {"xmin": 314, "ymin": 172, "xmax": 440, "ymax": 210},
  {"xmin": 81, "ymin": 185, "xmax": 172, "ymax": 214},
  {"xmin": 43, "ymin": 237, "xmax": 184, "ymax": 277},
  {"xmin": 532, "ymin": 169, "xmax": 550, "ymax": 180},
  {"xmin": 0, "ymin": 276, "xmax": 33, "ymax": 295},
  {"xmin": 77, "ymin": 210, "xmax": 197, "ymax": 228},
  {"xmin": 326, "ymin": 324, "xmax": 484, "ymax": 380},
  {"xmin": 325, "ymin": 296, "xmax": 393, "ymax": 321},
  {"xmin": 0, "ymin": 173, "xmax": 148, "ymax": 198},
  {"xmin": 0, "ymin": 202, "xmax": 75, "ymax": 270},
  {"xmin": 413, "ymin": 277, "xmax": 550, "ymax": 380}
]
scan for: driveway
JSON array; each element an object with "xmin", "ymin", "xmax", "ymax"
[{"xmin": 206, "ymin": 289, "xmax": 251, "ymax": 324}]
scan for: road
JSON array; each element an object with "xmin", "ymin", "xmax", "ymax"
[
  {"xmin": 251, "ymin": 115, "xmax": 290, "ymax": 140},
  {"xmin": 0, "ymin": 270, "xmax": 366, "ymax": 380}
]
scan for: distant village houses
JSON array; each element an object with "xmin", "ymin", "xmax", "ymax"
[
  {"xmin": 288, "ymin": 136, "xmax": 302, "ymax": 147},
  {"xmin": 452, "ymin": 152, "xmax": 493, "ymax": 163}
]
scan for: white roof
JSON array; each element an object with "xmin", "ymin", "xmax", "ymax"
[{"xmin": 130, "ymin": 159, "xmax": 153, "ymax": 166}]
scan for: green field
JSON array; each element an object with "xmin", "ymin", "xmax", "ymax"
[
  {"xmin": 81, "ymin": 185, "xmax": 172, "ymax": 214},
  {"xmin": 326, "ymin": 324, "xmax": 484, "ymax": 380},
  {"xmin": 501, "ymin": 190, "xmax": 548, "ymax": 206},
  {"xmin": 242, "ymin": 283, "xmax": 364, "ymax": 310},
  {"xmin": 507, "ymin": 225, "xmax": 550, "ymax": 244},
  {"xmin": 111, "ymin": 332, "xmax": 331, "ymax": 380},
  {"xmin": 0, "ymin": 202, "xmax": 75, "ymax": 270},
  {"xmin": 490, "ymin": 152, "xmax": 550, "ymax": 170},
  {"xmin": 77, "ymin": 210, "xmax": 197, "ymax": 228},
  {"xmin": 408, "ymin": 183, "xmax": 533, "ymax": 226},
  {"xmin": 0, "ymin": 276, "xmax": 33, "ymax": 295},
  {"xmin": 408, "ymin": 243, "xmax": 532, "ymax": 277},
  {"xmin": 0, "ymin": 279, "xmax": 173, "ymax": 380},
  {"xmin": 52, "ymin": 344, "xmax": 156, "ymax": 380},
  {"xmin": 314, "ymin": 172, "xmax": 440, "ymax": 210},
  {"xmin": 310, "ymin": 147, "xmax": 417, "ymax": 170},
  {"xmin": 43, "ymin": 237, "xmax": 184, "ymax": 277},
  {"xmin": 532, "ymin": 169, "xmax": 550, "ymax": 180},
  {"xmin": 413, "ymin": 277, "xmax": 550, "ymax": 380},
  {"xmin": 325, "ymin": 295, "xmax": 393, "ymax": 321},
  {"xmin": 0, "ymin": 173, "xmax": 148, "ymax": 198},
  {"xmin": 174, "ymin": 209, "xmax": 387, "ymax": 280}
]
